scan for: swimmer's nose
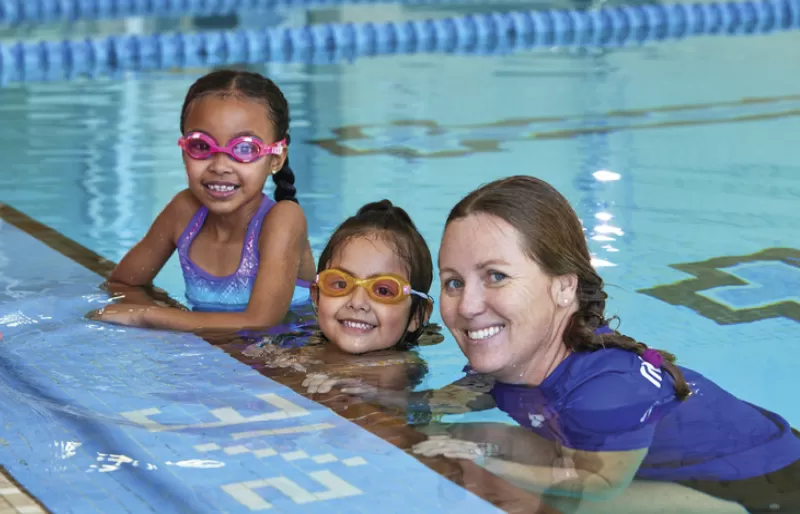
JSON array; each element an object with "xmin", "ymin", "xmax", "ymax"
[
  {"xmin": 346, "ymin": 285, "xmax": 371, "ymax": 312},
  {"xmin": 208, "ymin": 152, "xmax": 234, "ymax": 174},
  {"xmin": 457, "ymin": 282, "xmax": 487, "ymax": 319}
]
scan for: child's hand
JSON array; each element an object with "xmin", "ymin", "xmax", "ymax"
[
  {"xmin": 86, "ymin": 304, "xmax": 153, "ymax": 327},
  {"xmin": 304, "ymin": 374, "xmax": 411, "ymax": 412},
  {"xmin": 302, "ymin": 373, "xmax": 367, "ymax": 394},
  {"xmin": 270, "ymin": 350, "xmax": 301, "ymax": 368},
  {"xmin": 247, "ymin": 344, "xmax": 318, "ymax": 373}
]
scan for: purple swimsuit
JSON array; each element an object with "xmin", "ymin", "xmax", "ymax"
[{"xmin": 176, "ymin": 194, "xmax": 311, "ymax": 312}]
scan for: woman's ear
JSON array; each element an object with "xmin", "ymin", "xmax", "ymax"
[{"xmin": 551, "ymin": 273, "xmax": 578, "ymax": 307}]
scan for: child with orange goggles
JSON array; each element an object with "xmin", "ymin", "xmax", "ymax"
[
  {"xmin": 244, "ymin": 200, "xmax": 442, "ymax": 399},
  {"xmin": 309, "ymin": 199, "xmax": 435, "ymax": 356}
]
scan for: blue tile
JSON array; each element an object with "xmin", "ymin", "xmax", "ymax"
[{"xmin": 701, "ymin": 261, "xmax": 800, "ymax": 309}]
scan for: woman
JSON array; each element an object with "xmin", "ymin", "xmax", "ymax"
[{"xmin": 339, "ymin": 176, "xmax": 799, "ymax": 513}]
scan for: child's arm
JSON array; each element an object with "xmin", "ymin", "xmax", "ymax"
[
  {"xmin": 94, "ymin": 191, "xmax": 195, "ymax": 311},
  {"xmin": 107, "ymin": 190, "xmax": 193, "ymax": 288},
  {"xmin": 133, "ymin": 200, "xmax": 310, "ymax": 331},
  {"xmin": 101, "ymin": 282, "xmax": 176, "ymax": 307}
]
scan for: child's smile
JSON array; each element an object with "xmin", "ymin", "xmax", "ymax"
[{"xmin": 316, "ymin": 235, "xmax": 419, "ymax": 355}]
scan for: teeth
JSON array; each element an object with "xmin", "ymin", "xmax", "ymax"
[
  {"xmin": 342, "ymin": 320, "xmax": 375, "ymax": 330},
  {"xmin": 207, "ymin": 184, "xmax": 236, "ymax": 192},
  {"xmin": 467, "ymin": 325, "xmax": 504, "ymax": 341}
]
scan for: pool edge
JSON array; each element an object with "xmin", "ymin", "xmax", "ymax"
[
  {"xmin": 0, "ymin": 466, "xmax": 51, "ymax": 514},
  {"xmin": 0, "ymin": 201, "xmax": 559, "ymax": 514}
]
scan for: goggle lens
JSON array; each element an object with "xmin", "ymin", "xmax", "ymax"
[
  {"xmin": 185, "ymin": 138, "xmax": 212, "ymax": 158},
  {"xmin": 317, "ymin": 269, "xmax": 415, "ymax": 304},
  {"xmin": 232, "ymin": 140, "xmax": 260, "ymax": 162},
  {"xmin": 370, "ymin": 278, "xmax": 402, "ymax": 299}
]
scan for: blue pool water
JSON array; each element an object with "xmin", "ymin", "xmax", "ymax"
[{"xmin": 1, "ymin": 2, "xmax": 799, "ymax": 512}]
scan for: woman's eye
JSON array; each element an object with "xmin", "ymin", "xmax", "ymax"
[
  {"xmin": 443, "ymin": 278, "xmax": 463, "ymax": 290},
  {"xmin": 488, "ymin": 271, "xmax": 507, "ymax": 283}
]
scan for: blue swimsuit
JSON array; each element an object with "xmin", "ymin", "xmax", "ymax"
[{"xmin": 176, "ymin": 194, "xmax": 311, "ymax": 312}]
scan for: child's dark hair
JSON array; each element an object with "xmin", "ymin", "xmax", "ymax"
[
  {"xmin": 179, "ymin": 69, "xmax": 297, "ymax": 204},
  {"xmin": 317, "ymin": 200, "xmax": 433, "ymax": 350}
]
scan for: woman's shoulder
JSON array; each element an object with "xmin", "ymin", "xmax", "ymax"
[
  {"xmin": 569, "ymin": 346, "xmax": 649, "ymax": 372},
  {"xmin": 558, "ymin": 348, "xmax": 676, "ymax": 405}
]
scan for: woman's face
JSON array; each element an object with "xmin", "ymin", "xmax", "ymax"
[{"xmin": 438, "ymin": 213, "xmax": 576, "ymax": 384}]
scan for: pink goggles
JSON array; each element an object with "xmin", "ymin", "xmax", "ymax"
[{"xmin": 178, "ymin": 132, "xmax": 286, "ymax": 163}]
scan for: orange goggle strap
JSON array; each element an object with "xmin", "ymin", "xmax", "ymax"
[{"xmin": 314, "ymin": 271, "xmax": 432, "ymax": 301}]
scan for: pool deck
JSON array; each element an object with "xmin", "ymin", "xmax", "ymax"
[
  {"xmin": 0, "ymin": 467, "xmax": 48, "ymax": 514},
  {"xmin": 0, "ymin": 203, "xmax": 557, "ymax": 514}
]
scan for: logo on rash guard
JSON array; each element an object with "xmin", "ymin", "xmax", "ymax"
[
  {"xmin": 529, "ymin": 413, "xmax": 545, "ymax": 427},
  {"xmin": 639, "ymin": 358, "xmax": 663, "ymax": 388}
]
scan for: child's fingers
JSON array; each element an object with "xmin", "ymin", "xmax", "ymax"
[
  {"xmin": 273, "ymin": 355, "xmax": 298, "ymax": 368},
  {"xmin": 302, "ymin": 374, "xmax": 362, "ymax": 394},
  {"xmin": 302, "ymin": 373, "xmax": 330, "ymax": 392},
  {"xmin": 442, "ymin": 451, "xmax": 479, "ymax": 460},
  {"xmin": 313, "ymin": 377, "xmax": 363, "ymax": 394},
  {"xmin": 339, "ymin": 383, "xmax": 373, "ymax": 395},
  {"xmin": 309, "ymin": 378, "xmax": 337, "ymax": 394},
  {"xmin": 313, "ymin": 378, "xmax": 343, "ymax": 394},
  {"xmin": 302, "ymin": 373, "xmax": 327, "ymax": 388}
]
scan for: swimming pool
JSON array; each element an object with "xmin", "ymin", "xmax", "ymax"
[{"xmin": 1, "ymin": 1, "xmax": 799, "ymax": 512}]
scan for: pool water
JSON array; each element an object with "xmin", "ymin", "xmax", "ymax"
[{"xmin": 0, "ymin": 2, "xmax": 799, "ymax": 512}]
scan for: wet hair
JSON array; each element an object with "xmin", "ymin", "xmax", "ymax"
[
  {"xmin": 179, "ymin": 69, "xmax": 297, "ymax": 203},
  {"xmin": 317, "ymin": 200, "xmax": 434, "ymax": 350},
  {"xmin": 446, "ymin": 175, "xmax": 691, "ymax": 400}
]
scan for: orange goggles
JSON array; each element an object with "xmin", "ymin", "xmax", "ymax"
[{"xmin": 314, "ymin": 268, "xmax": 432, "ymax": 305}]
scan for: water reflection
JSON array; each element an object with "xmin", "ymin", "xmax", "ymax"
[
  {"xmin": 239, "ymin": 322, "xmax": 442, "ymax": 400},
  {"xmin": 332, "ymin": 363, "xmax": 798, "ymax": 513}
]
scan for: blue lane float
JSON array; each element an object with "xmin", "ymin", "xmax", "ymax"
[
  {"xmin": 1, "ymin": 0, "xmax": 799, "ymax": 82},
  {"xmin": 4, "ymin": 0, "xmax": 488, "ymax": 25},
  {"xmin": 0, "ymin": 0, "xmax": 798, "ymax": 25}
]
